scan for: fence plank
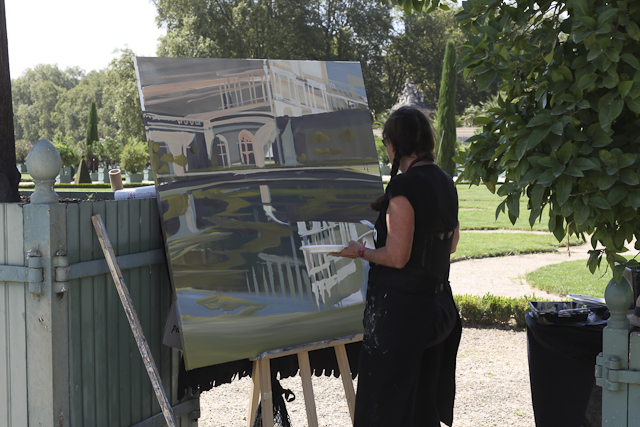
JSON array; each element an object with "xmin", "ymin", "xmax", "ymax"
[
  {"xmin": 128, "ymin": 199, "xmax": 144, "ymax": 424},
  {"xmin": 105, "ymin": 201, "xmax": 121, "ymax": 427},
  {"xmin": 92, "ymin": 202, "xmax": 109, "ymax": 427},
  {"xmin": 80, "ymin": 202, "xmax": 96, "ymax": 426},
  {"xmin": 139, "ymin": 199, "xmax": 153, "ymax": 421},
  {"xmin": 117, "ymin": 200, "xmax": 132, "ymax": 427}
]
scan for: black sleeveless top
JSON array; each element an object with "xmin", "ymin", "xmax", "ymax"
[{"xmin": 373, "ymin": 164, "xmax": 458, "ymax": 280}]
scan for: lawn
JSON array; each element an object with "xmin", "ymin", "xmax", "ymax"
[
  {"xmin": 456, "ymin": 184, "xmax": 550, "ymax": 231},
  {"xmin": 526, "ymin": 259, "xmax": 611, "ymax": 298},
  {"xmin": 452, "ymin": 232, "xmax": 574, "ymax": 262}
]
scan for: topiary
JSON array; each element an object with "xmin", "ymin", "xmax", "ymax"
[{"xmin": 120, "ymin": 139, "xmax": 150, "ymax": 174}]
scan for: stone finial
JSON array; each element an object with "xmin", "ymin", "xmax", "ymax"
[
  {"xmin": 605, "ymin": 275, "xmax": 633, "ymax": 329},
  {"xmin": 25, "ymin": 139, "xmax": 61, "ymax": 204}
]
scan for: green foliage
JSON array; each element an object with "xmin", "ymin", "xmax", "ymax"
[
  {"xmin": 374, "ymin": 136, "xmax": 390, "ymax": 164},
  {"xmin": 527, "ymin": 259, "xmax": 610, "ymax": 298},
  {"xmin": 74, "ymin": 158, "xmax": 92, "ymax": 184},
  {"xmin": 14, "ymin": 140, "xmax": 33, "ymax": 163},
  {"xmin": 455, "ymin": 0, "xmax": 640, "ymax": 282},
  {"xmin": 436, "ymin": 39, "xmax": 458, "ymax": 176},
  {"xmin": 96, "ymin": 137, "xmax": 124, "ymax": 167},
  {"xmin": 85, "ymin": 100, "xmax": 98, "ymax": 157},
  {"xmin": 385, "ymin": 7, "xmax": 498, "ymax": 114},
  {"xmin": 121, "ymin": 139, "xmax": 150, "ymax": 174},
  {"xmin": 453, "ymin": 293, "xmax": 545, "ymax": 327},
  {"xmin": 155, "ymin": 0, "xmax": 394, "ymax": 117},
  {"xmin": 53, "ymin": 145, "xmax": 79, "ymax": 168},
  {"xmin": 104, "ymin": 49, "xmax": 146, "ymax": 142}
]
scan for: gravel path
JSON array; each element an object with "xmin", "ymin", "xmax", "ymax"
[{"xmin": 198, "ymin": 241, "xmax": 592, "ymax": 427}]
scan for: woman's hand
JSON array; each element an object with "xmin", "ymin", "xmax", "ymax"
[{"xmin": 330, "ymin": 240, "xmax": 362, "ymax": 259}]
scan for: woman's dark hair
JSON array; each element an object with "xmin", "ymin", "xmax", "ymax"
[
  {"xmin": 371, "ymin": 107, "xmax": 436, "ymax": 211},
  {"xmin": 383, "ymin": 106, "xmax": 436, "ymax": 178}
]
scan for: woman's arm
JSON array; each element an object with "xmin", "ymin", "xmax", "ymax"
[
  {"xmin": 450, "ymin": 222, "xmax": 460, "ymax": 254},
  {"xmin": 333, "ymin": 196, "xmax": 414, "ymax": 269}
]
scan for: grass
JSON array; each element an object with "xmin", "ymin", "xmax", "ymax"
[
  {"xmin": 456, "ymin": 184, "xmax": 550, "ymax": 231},
  {"xmin": 526, "ymin": 259, "xmax": 611, "ymax": 298},
  {"xmin": 453, "ymin": 232, "xmax": 577, "ymax": 261}
]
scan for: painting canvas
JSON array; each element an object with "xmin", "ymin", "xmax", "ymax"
[{"xmin": 135, "ymin": 57, "xmax": 383, "ymax": 370}]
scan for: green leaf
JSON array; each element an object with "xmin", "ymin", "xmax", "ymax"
[
  {"xmin": 520, "ymin": 168, "xmax": 543, "ymax": 186},
  {"xmin": 619, "ymin": 81, "xmax": 634, "ymax": 98},
  {"xmin": 527, "ymin": 126, "xmax": 552, "ymax": 149},
  {"xmin": 610, "ymin": 98, "xmax": 624, "ymax": 121},
  {"xmin": 537, "ymin": 169, "xmax": 557, "ymax": 185},
  {"xmin": 618, "ymin": 153, "xmax": 636, "ymax": 168},
  {"xmin": 588, "ymin": 196, "xmax": 612, "ymax": 210},
  {"xmin": 556, "ymin": 175, "xmax": 573, "ymax": 205},
  {"xmin": 565, "ymin": 166, "xmax": 585, "ymax": 177},
  {"xmin": 506, "ymin": 193, "xmax": 520, "ymax": 219},
  {"xmin": 598, "ymin": 174, "xmax": 617, "ymax": 190},
  {"xmin": 619, "ymin": 168, "xmax": 640, "ymax": 185},
  {"xmin": 544, "ymin": 50, "xmax": 554, "ymax": 64},
  {"xmin": 578, "ymin": 73, "xmax": 598, "ymax": 89},
  {"xmin": 629, "ymin": 190, "xmax": 640, "ymax": 210},
  {"xmin": 573, "ymin": 198, "xmax": 590, "ymax": 225},
  {"xmin": 477, "ymin": 70, "xmax": 498, "ymax": 91},
  {"xmin": 515, "ymin": 139, "xmax": 528, "ymax": 160},
  {"xmin": 473, "ymin": 116, "xmax": 492, "ymax": 125},
  {"xmin": 627, "ymin": 98, "xmax": 640, "ymax": 114},
  {"xmin": 621, "ymin": 53, "xmax": 640, "ymax": 70},
  {"xmin": 495, "ymin": 199, "xmax": 506, "ymax": 221},
  {"xmin": 572, "ymin": 0, "xmax": 590, "ymax": 17},
  {"xmin": 627, "ymin": 20, "xmax": 640, "ymax": 41},
  {"xmin": 531, "ymin": 184, "xmax": 545, "ymax": 208},
  {"xmin": 604, "ymin": 48, "xmax": 620, "ymax": 62},
  {"xmin": 557, "ymin": 142, "xmax": 574, "ymax": 163},
  {"xmin": 607, "ymin": 185, "xmax": 629, "ymax": 206},
  {"xmin": 600, "ymin": 102, "xmax": 612, "ymax": 130},
  {"xmin": 597, "ymin": 8, "xmax": 620, "ymax": 26},
  {"xmin": 550, "ymin": 121, "xmax": 563, "ymax": 136},
  {"xmin": 579, "ymin": 16, "xmax": 597, "ymax": 30},
  {"xmin": 572, "ymin": 158, "xmax": 599, "ymax": 170},
  {"xmin": 527, "ymin": 114, "xmax": 552, "ymax": 127}
]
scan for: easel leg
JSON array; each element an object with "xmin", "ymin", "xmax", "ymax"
[
  {"xmin": 247, "ymin": 361, "xmax": 261, "ymax": 427},
  {"xmin": 297, "ymin": 351, "xmax": 319, "ymax": 427},
  {"xmin": 335, "ymin": 344, "xmax": 356, "ymax": 423},
  {"xmin": 258, "ymin": 359, "xmax": 274, "ymax": 427}
]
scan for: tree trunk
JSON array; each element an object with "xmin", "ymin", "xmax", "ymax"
[{"xmin": 0, "ymin": 0, "xmax": 20, "ymax": 202}]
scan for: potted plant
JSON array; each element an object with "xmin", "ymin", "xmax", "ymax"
[
  {"xmin": 15, "ymin": 140, "xmax": 33, "ymax": 173},
  {"xmin": 96, "ymin": 137, "xmax": 124, "ymax": 183},
  {"xmin": 120, "ymin": 138, "xmax": 150, "ymax": 183},
  {"xmin": 53, "ymin": 142, "xmax": 80, "ymax": 184}
]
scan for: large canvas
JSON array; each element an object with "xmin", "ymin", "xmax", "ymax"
[{"xmin": 135, "ymin": 57, "xmax": 383, "ymax": 370}]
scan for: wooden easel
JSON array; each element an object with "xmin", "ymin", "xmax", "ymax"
[{"xmin": 247, "ymin": 334, "xmax": 364, "ymax": 427}]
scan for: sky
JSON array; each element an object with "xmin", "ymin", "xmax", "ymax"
[{"xmin": 5, "ymin": 0, "xmax": 165, "ymax": 78}]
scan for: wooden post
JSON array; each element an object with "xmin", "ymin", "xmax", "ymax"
[
  {"xmin": 335, "ymin": 343, "xmax": 356, "ymax": 422},
  {"xmin": 92, "ymin": 214, "xmax": 177, "ymax": 427},
  {"xmin": 297, "ymin": 351, "xmax": 319, "ymax": 427}
]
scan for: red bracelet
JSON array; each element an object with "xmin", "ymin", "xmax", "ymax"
[{"xmin": 358, "ymin": 243, "xmax": 368, "ymax": 258}]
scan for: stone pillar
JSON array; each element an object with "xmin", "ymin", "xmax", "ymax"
[
  {"xmin": 24, "ymin": 139, "xmax": 70, "ymax": 426},
  {"xmin": 600, "ymin": 276, "xmax": 634, "ymax": 426}
]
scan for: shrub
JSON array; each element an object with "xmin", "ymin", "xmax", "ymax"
[
  {"xmin": 97, "ymin": 137, "xmax": 123, "ymax": 167},
  {"xmin": 453, "ymin": 293, "xmax": 555, "ymax": 328},
  {"xmin": 121, "ymin": 139, "xmax": 150, "ymax": 174},
  {"xmin": 53, "ymin": 143, "xmax": 80, "ymax": 168},
  {"xmin": 15, "ymin": 140, "xmax": 33, "ymax": 163},
  {"xmin": 374, "ymin": 136, "xmax": 389, "ymax": 165}
]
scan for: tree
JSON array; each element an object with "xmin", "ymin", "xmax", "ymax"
[
  {"xmin": 11, "ymin": 64, "xmax": 83, "ymax": 143},
  {"xmin": 154, "ymin": 0, "xmax": 394, "ymax": 116},
  {"xmin": 435, "ymin": 39, "xmax": 457, "ymax": 177},
  {"xmin": 452, "ymin": 0, "xmax": 640, "ymax": 282},
  {"xmin": 104, "ymin": 48, "xmax": 146, "ymax": 142},
  {"xmin": 383, "ymin": 7, "xmax": 498, "ymax": 114},
  {"xmin": 0, "ymin": 0, "xmax": 19, "ymax": 202},
  {"xmin": 85, "ymin": 100, "xmax": 98, "ymax": 170}
]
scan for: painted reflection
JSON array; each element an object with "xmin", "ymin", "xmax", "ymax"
[{"xmin": 135, "ymin": 57, "xmax": 382, "ymax": 369}]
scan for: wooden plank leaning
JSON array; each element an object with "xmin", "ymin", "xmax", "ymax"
[{"xmin": 91, "ymin": 214, "xmax": 177, "ymax": 427}]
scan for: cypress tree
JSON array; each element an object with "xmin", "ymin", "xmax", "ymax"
[
  {"xmin": 435, "ymin": 39, "xmax": 458, "ymax": 178},
  {"xmin": 86, "ymin": 100, "xmax": 98, "ymax": 171}
]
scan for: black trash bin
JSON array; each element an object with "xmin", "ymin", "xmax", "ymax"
[{"xmin": 526, "ymin": 311, "xmax": 605, "ymax": 427}]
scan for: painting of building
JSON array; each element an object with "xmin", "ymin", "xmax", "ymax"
[{"xmin": 135, "ymin": 57, "xmax": 383, "ymax": 369}]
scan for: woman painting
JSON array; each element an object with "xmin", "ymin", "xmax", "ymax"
[{"xmin": 333, "ymin": 106, "xmax": 462, "ymax": 426}]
